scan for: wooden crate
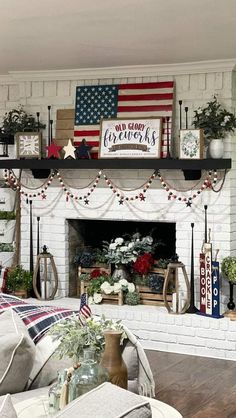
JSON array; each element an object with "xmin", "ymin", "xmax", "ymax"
[
  {"xmin": 136, "ymin": 285, "xmax": 172, "ymax": 306},
  {"xmin": 77, "ymin": 264, "xmax": 111, "ymax": 297},
  {"xmin": 136, "ymin": 267, "xmax": 174, "ymax": 306},
  {"xmin": 80, "ymin": 280, "xmax": 123, "ymax": 306}
]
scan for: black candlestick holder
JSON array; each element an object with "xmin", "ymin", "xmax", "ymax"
[
  {"xmin": 224, "ymin": 282, "xmax": 236, "ymax": 319},
  {"xmin": 227, "ymin": 282, "xmax": 235, "ymax": 311}
]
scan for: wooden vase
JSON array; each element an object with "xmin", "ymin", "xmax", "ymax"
[{"xmin": 100, "ymin": 330, "xmax": 128, "ymax": 389}]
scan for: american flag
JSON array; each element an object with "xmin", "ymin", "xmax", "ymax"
[
  {"xmin": 79, "ymin": 292, "xmax": 91, "ymax": 324},
  {"xmin": 74, "ymin": 81, "xmax": 174, "ymax": 158}
]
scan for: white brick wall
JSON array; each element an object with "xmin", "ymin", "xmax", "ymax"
[{"xmin": 0, "ymin": 61, "xmax": 236, "ymax": 358}]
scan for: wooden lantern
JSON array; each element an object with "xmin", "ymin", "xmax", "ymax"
[
  {"xmin": 163, "ymin": 257, "xmax": 190, "ymax": 314},
  {"xmin": 33, "ymin": 245, "xmax": 58, "ymax": 300}
]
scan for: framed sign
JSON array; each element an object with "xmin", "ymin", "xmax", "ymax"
[
  {"xmin": 99, "ymin": 117, "xmax": 162, "ymax": 158},
  {"xmin": 16, "ymin": 132, "xmax": 42, "ymax": 159},
  {"xmin": 179, "ymin": 129, "xmax": 204, "ymax": 159}
]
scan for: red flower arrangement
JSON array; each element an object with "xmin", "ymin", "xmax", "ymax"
[
  {"xmin": 132, "ymin": 253, "xmax": 154, "ymax": 275},
  {"xmin": 90, "ymin": 269, "xmax": 108, "ymax": 279}
]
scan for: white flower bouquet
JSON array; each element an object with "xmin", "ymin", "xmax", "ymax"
[{"xmin": 103, "ymin": 233, "xmax": 155, "ymax": 265}]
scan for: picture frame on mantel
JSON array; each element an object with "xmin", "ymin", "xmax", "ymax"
[
  {"xmin": 179, "ymin": 129, "xmax": 204, "ymax": 159},
  {"xmin": 16, "ymin": 132, "xmax": 42, "ymax": 159},
  {"xmin": 99, "ymin": 117, "xmax": 162, "ymax": 159}
]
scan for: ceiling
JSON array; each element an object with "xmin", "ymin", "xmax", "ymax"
[{"xmin": 1, "ymin": 0, "xmax": 236, "ymax": 75}]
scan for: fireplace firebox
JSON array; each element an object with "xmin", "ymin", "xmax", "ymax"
[{"xmin": 68, "ymin": 219, "xmax": 176, "ymax": 297}]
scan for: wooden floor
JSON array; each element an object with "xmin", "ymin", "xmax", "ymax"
[{"xmin": 146, "ymin": 350, "xmax": 236, "ymax": 418}]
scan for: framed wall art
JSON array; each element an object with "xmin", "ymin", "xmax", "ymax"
[
  {"xmin": 179, "ymin": 129, "xmax": 204, "ymax": 159},
  {"xmin": 99, "ymin": 117, "xmax": 162, "ymax": 159},
  {"xmin": 16, "ymin": 132, "xmax": 42, "ymax": 159}
]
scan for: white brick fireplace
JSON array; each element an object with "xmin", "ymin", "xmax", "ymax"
[
  {"xmin": 19, "ymin": 165, "xmax": 232, "ymax": 310},
  {"xmin": 1, "ymin": 59, "xmax": 236, "ymax": 359}
]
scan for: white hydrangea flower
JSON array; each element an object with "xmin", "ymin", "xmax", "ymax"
[
  {"xmin": 119, "ymin": 279, "xmax": 128, "ymax": 287},
  {"xmin": 109, "ymin": 243, "xmax": 117, "ymax": 250},
  {"xmin": 224, "ymin": 115, "xmax": 231, "ymax": 122},
  {"xmin": 93, "ymin": 293, "xmax": 103, "ymax": 304},
  {"xmin": 100, "ymin": 281, "xmax": 110, "ymax": 292},
  {"xmin": 115, "ymin": 237, "xmax": 124, "ymax": 245},
  {"xmin": 120, "ymin": 245, "xmax": 128, "ymax": 252},
  {"xmin": 113, "ymin": 282, "xmax": 122, "ymax": 293},
  {"xmin": 101, "ymin": 282, "xmax": 114, "ymax": 294},
  {"xmin": 128, "ymin": 242, "xmax": 134, "ymax": 249},
  {"xmin": 128, "ymin": 283, "xmax": 135, "ymax": 293}
]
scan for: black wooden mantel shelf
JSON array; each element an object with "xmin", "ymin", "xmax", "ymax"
[{"xmin": 0, "ymin": 158, "xmax": 232, "ymax": 170}]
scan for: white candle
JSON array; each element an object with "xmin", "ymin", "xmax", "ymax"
[{"xmin": 172, "ymin": 292, "xmax": 177, "ymax": 313}]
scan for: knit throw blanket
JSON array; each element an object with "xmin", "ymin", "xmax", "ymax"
[{"xmin": 0, "ymin": 293, "xmax": 80, "ymax": 343}]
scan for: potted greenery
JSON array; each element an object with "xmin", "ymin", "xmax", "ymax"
[
  {"xmin": 6, "ymin": 265, "xmax": 33, "ymax": 298},
  {"xmin": 0, "ymin": 105, "xmax": 45, "ymax": 144},
  {"xmin": 192, "ymin": 95, "xmax": 236, "ymax": 158}
]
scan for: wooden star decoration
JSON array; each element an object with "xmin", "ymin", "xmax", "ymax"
[
  {"xmin": 46, "ymin": 141, "xmax": 62, "ymax": 159},
  {"xmin": 63, "ymin": 139, "xmax": 76, "ymax": 159},
  {"xmin": 119, "ymin": 199, "xmax": 124, "ymax": 205},
  {"xmin": 186, "ymin": 200, "xmax": 192, "ymax": 207},
  {"xmin": 84, "ymin": 198, "xmax": 89, "ymax": 205},
  {"xmin": 76, "ymin": 139, "xmax": 91, "ymax": 159}
]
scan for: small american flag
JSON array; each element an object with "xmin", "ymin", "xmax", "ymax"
[
  {"xmin": 79, "ymin": 292, "xmax": 91, "ymax": 322},
  {"xmin": 74, "ymin": 81, "xmax": 174, "ymax": 158}
]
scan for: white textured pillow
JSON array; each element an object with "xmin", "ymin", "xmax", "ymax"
[
  {"xmin": 0, "ymin": 394, "xmax": 17, "ymax": 418},
  {"xmin": 55, "ymin": 382, "xmax": 151, "ymax": 418},
  {"xmin": 0, "ymin": 309, "xmax": 36, "ymax": 395}
]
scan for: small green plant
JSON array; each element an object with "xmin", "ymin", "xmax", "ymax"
[
  {"xmin": 221, "ymin": 256, "xmax": 236, "ymax": 284},
  {"xmin": 6, "ymin": 265, "xmax": 33, "ymax": 292},
  {"xmin": 0, "ymin": 210, "xmax": 16, "ymax": 220},
  {"xmin": 0, "ymin": 243, "xmax": 14, "ymax": 252},
  {"xmin": 0, "ymin": 105, "xmax": 45, "ymax": 136},
  {"xmin": 125, "ymin": 291, "xmax": 140, "ymax": 305}
]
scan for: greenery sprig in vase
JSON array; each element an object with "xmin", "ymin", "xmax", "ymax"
[
  {"xmin": 0, "ymin": 105, "xmax": 46, "ymax": 143},
  {"xmin": 49, "ymin": 314, "xmax": 126, "ymax": 361},
  {"xmin": 192, "ymin": 95, "xmax": 236, "ymax": 146}
]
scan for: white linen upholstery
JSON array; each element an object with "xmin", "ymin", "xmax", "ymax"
[
  {"xmin": 55, "ymin": 382, "xmax": 151, "ymax": 418},
  {"xmin": 0, "ymin": 394, "xmax": 17, "ymax": 418},
  {"xmin": 0, "ymin": 310, "xmax": 36, "ymax": 395}
]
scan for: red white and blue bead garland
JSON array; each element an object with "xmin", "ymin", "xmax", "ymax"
[
  {"xmin": 56, "ymin": 170, "xmax": 102, "ymax": 204},
  {"xmin": 157, "ymin": 169, "xmax": 218, "ymax": 207},
  {"xmin": 103, "ymin": 171, "xmax": 157, "ymax": 204},
  {"xmin": 4, "ymin": 168, "xmax": 218, "ymax": 207}
]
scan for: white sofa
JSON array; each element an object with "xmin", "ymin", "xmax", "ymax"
[{"xmin": 0, "ymin": 295, "xmax": 155, "ymax": 417}]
